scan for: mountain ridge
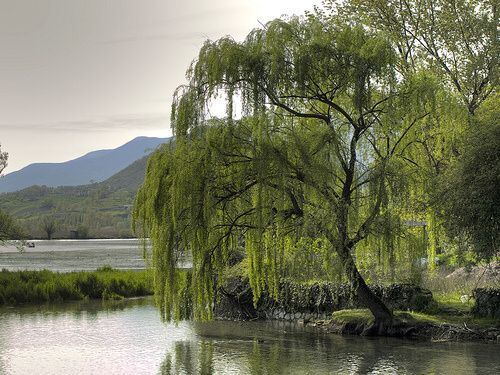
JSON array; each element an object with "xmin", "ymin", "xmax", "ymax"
[
  {"xmin": 0, "ymin": 136, "xmax": 168, "ymax": 193},
  {"xmin": 0, "ymin": 140, "xmax": 173, "ymax": 238}
]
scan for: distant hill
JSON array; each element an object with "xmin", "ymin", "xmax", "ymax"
[
  {"xmin": 98, "ymin": 154, "xmax": 150, "ymax": 193},
  {"xmin": 0, "ymin": 136, "xmax": 168, "ymax": 193},
  {"xmin": 0, "ymin": 141, "xmax": 173, "ymax": 238}
]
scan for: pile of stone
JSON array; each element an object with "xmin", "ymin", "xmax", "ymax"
[{"xmin": 215, "ymin": 278, "xmax": 436, "ymax": 321}]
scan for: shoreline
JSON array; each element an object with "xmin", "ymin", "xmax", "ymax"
[
  {"xmin": 214, "ymin": 311, "xmax": 500, "ymax": 344},
  {"xmin": 2, "ymin": 269, "xmax": 498, "ymax": 344}
]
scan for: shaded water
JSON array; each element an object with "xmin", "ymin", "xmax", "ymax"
[{"xmin": 0, "ymin": 299, "xmax": 498, "ymax": 374}]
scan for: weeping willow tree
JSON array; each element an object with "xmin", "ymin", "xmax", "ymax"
[{"xmin": 134, "ymin": 15, "xmax": 436, "ymax": 327}]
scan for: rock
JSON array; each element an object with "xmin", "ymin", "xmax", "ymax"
[
  {"xmin": 214, "ymin": 277, "xmax": 437, "ymax": 322},
  {"xmin": 473, "ymin": 288, "xmax": 500, "ymax": 319}
]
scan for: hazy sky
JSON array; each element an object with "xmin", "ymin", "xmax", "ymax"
[{"xmin": 0, "ymin": 0, "xmax": 321, "ymax": 173}]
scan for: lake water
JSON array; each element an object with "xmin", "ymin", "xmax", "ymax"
[
  {"xmin": 1, "ymin": 298, "xmax": 499, "ymax": 375},
  {"xmin": 1, "ymin": 241, "xmax": 499, "ymax": 374},
  {"xmin": 0, "ymin": 239, "xmax": 147, "ymax": 271},
  {"xmin": 0, "ymin": 239, "xmax": 194, "ymax": 272}
]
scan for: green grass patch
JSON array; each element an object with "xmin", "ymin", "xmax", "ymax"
[
  {"xmin": 330, "ymin": 308, "xmax": 499, "ymax": 328},
  {"xmin": 398, "ymin": 310, "xmax": 498, "ymax": 328},
  {"xmin": 433, "ymin": 291, "xmax": 474, "ymax": 312},
  {"xmin": 328, "ymin": 309, "xmax": 440, "ymax": 325},
  {"xmin": 0, "ymin": 268, "xmax": 153, "ymax": 305},
  {"xmin": 331, "ymin": 309, "xmax": 374, "ymax": 324}
]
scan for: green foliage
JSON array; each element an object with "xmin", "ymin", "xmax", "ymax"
[
  {"xmin": 324, "ymin": 0, "xmax": 498, "ymax": 272},
  {"xmin": 134, "ymin": 1, "xmax": 498, "ymax": 323},
  {"xmin": 134, "ymin": 14, "xmax": 438, "ymax": 322},
  {"xmin": 41, "ymin": 215, "xmax": 57, "ymax": 240},
  {"xmin": 0, "ymin": 269, "xmax": 153, "ymax": 305},
  {"xmin": 0, "ymin": 143, "xmax": 7, "ymax": 175},
  {"xmin": 331, "ymin": 0, "xmax": 499, "ymax": 114},
  {"xmin": 436, "ymin": 96, "xmax": 500, "ymax": 261},
  {"xmin": 0, "ymin": 145, "xmax": 22, "ymax": 246},
  {"xmin": 0, "ymin": 208, "xmax": 24, "ymax": 244}
]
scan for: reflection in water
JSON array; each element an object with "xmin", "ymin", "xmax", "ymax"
[
  {"xmin": 160, "ymin": 341, "xmax": 214, "ymax": 375},
  {"xmin": 159, "ymin": 320, "xmax": 500, "ymax": 375},
  {"xmin": 0, "ymin": 300, "xmax": 499, "ymax": 374}
]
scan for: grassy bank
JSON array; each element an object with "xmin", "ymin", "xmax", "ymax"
[
  {"xmin": 323, "ymin": 308, "xmax": 500, "ymax": 342},
  {"xmin": 329, "ymin": 308, "xmax": 498, "ymax": 329},
  {"xmin": 0, "ymin": 267, "xmax": 153, "ymax": 305}
]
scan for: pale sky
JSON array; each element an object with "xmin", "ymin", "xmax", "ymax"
[{"xmin": 0, "ymin": 0, "xmax": 321, "ymax": 173}]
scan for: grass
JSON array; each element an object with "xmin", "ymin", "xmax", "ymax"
[
  {"xmin": 330, "ymin": 308, "xmax": 499, "ymax": 329},
  {"xmin": 0, "ymin": 267, "xmax": 153, "ymax": 305},
  {"xmin": 328, "ymin": 309, "xmax": 440, "ymax": 325},
  {"xmin": 331, "ymin": 309, "xmax": 375, "ymax": 324}
]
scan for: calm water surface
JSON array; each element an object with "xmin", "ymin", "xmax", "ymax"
[
  {"xmin": 1, "ymin": 241, "xmax": 499, "ymax": 374},
  {"xmin": 0, "ymin": 239, "xmax": 147, "ymax": 271},
  {"xmin": 0, "ymin": 239, "xmax": 194, "ymax": 272},
  {"xmin": 0, "ymin": 298, "xmax": 498, "ymax": 375}
]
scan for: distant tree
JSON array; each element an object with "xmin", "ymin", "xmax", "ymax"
[
  {"xmin": 0, "ymin": 144, "xmax": 7, "ymax": 175},
  {"xmin": 77, "ymin": 225, "xmax": 89, "ymax": 239},
  {"xmin": 0, "ymin": 209, "xmax": 23, "ymax": 244},
  {"xmin": 42, "ymin": 216, "xmax": 57, "ymax": 240}
]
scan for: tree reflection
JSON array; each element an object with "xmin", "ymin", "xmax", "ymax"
[
  {"xmin": 158, "ymin": 321, "xmax": 485, "ymax": 374},
  {"xmin": 160, "ymin": 341, "xmax": 213, "ymax": 375}
]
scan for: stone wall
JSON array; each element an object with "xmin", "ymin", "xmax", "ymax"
[
  {"xmin": 473, "ymin": 288, "xmax": 500, "ymax": 319},
  {"xmin": 215, "ymin": 278, "xmax": 436, "ymax": 321}
]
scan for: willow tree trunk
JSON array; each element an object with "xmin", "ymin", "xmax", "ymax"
[{"xmin": 337, "ymin": 243, "xmax": 393, "ymax": 327}]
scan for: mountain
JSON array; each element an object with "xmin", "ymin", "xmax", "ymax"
[
  {"xmin": 98, "ymin": 154, "xmax": 151, "ymax": 193},
  {"xmin": 0, "ymin": 136, "xmax": 168, "ymax": 193},
  {"xmin": 0, "ymin": 141, "xmax": 173, "ymax": 238}
]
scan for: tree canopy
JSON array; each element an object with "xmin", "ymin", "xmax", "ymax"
[
  {"xmin": 329, "ymin": 0, "xmax": 498, "ymax": 115},
  {"xmin": 134, "ymin": 1, "xmax": 498, "ymax": 326},
  {"xmin": 437, "ymin": 94, "xmax": 500, "ymax": 262},
  {"xmin": 0, "ymin": 208, "xmax": 23, "ymax": 244}
]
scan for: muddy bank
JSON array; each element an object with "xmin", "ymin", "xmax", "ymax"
[{"xmin": 319, "ymin": 315, "xmax": 500, "ymax": 343}]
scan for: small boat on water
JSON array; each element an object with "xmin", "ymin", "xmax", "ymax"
[{"xmin": 27, "ymin": 242, "xmax": 35, "ymax": 248}]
